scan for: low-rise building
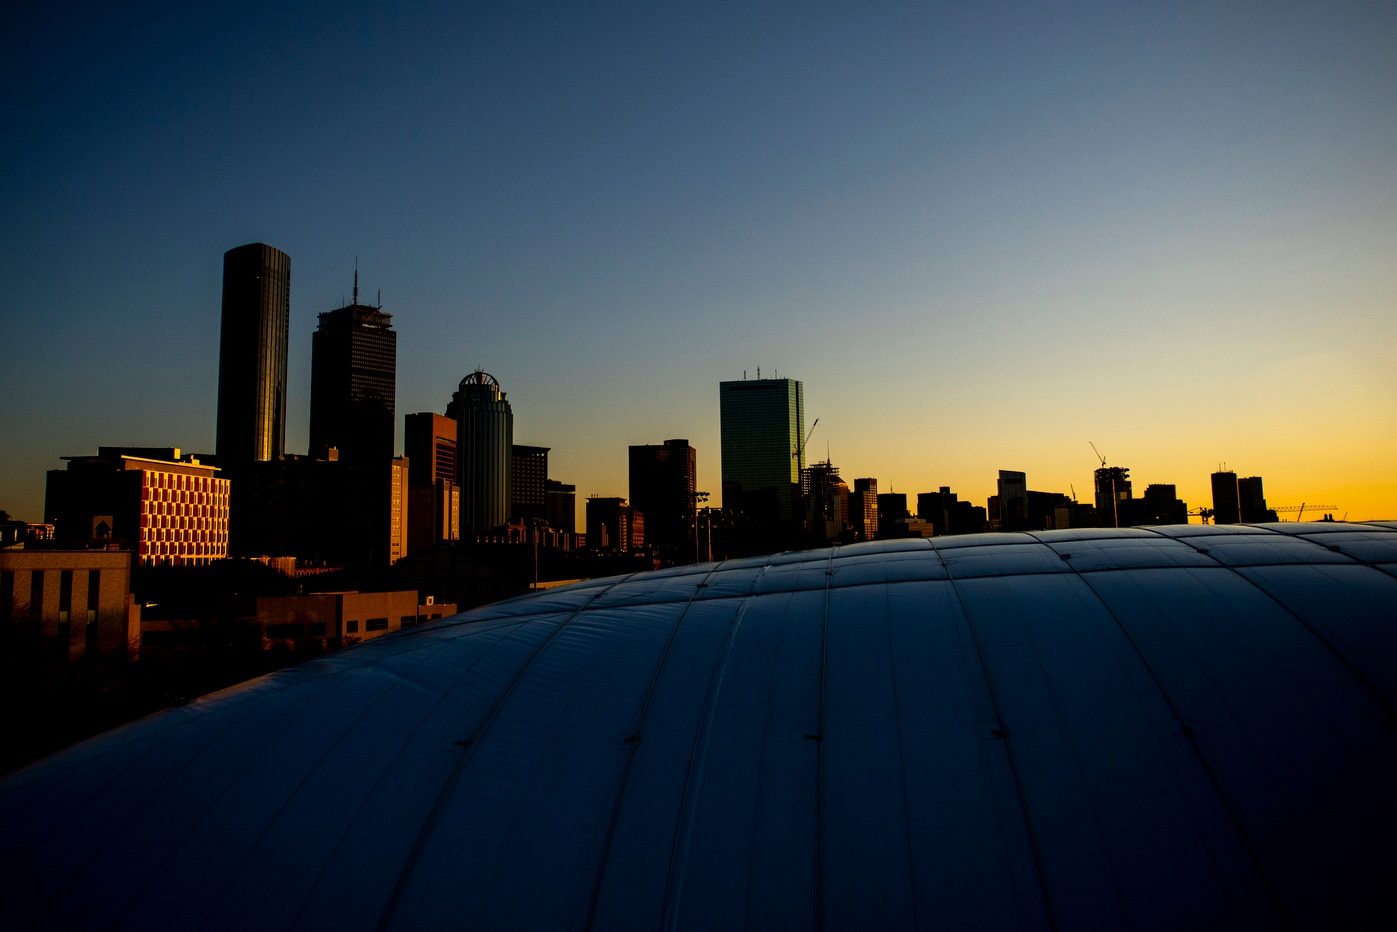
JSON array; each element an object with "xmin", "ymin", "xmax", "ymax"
[
  {"xmin": 0, "ymin": 548, "xmax": 139, "ymax": 661},
  {"xmin": 254, "ymin": 590, "xmax": 456, "ymax": 650}
]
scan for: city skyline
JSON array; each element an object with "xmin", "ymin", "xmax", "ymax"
[{"xmin": 3, "ymin": 3, "xmax": 1395, "ymax": 523}]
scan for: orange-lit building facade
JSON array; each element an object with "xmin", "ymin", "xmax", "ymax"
[{"xmin": 46, "ymin": 448, "xmax": 229, "ymax": 567}]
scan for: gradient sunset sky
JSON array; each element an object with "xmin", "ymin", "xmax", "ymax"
[{"xmin": 3, "ymin": 1, "xmax": 1394, "ymax": 524}]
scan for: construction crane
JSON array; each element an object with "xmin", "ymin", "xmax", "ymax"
[
  {"xmin": 1089, "ymin": 441, "xmax": 1107, "ymax": 468},
  {"xmin": 1188, "ymin": 507, "xmax": 1215, "ymax": 525},
  {"xmin": 1273, "ymin": 504, "xmax": 1337, "ymax": 522},
  {"xmin": 793, "ymin": 417, "xmax": 819, "ymax": 463}
]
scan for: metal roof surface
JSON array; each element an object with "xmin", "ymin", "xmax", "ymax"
[{"xmin": 3, "ymin": 523, "xmax": 1397, "ymax": 930}]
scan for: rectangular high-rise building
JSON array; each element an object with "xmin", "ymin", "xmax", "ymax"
[
  {"xmin": 404, "ymin": 413, "xmax": 459, "ymax": 550},
  {"xmin": 719, "ymin": 377, "xmax": 803, "ymax": 522},
  {"xmin": 404, "ymin": 413, "xmax": 457, "ymax": 488},
  {"xmin": 511, "ymin": 445, "xmax": 550, "ymax": 523},
  {"xmin": 997, "ymin": 470, "xmax": 1028, "ymax": 531},
  {"xmin": 851, "ymin": 478, "xmax": 878, "ymax": 542},
  {"xmin": 629, "ymin": 439, "xmax": 696, "ymax": 558},
  {"xmin": 1238, "ymin": 476, "xmax": 1276, "ymax": 523},
  {"xmin": 216, "ymin": 243, "xmax": 290, "ymax": 465},
  {"xmin": 546, "ymin": 480, "xmax": 576, "ymax": 534},
  {"xmin": 1212, "ymin": 470, "xmax": 1241, "ymax": 524},
  {"xmin": 309, "ymin": 297, "xmax": 396, "ymax": 468}
]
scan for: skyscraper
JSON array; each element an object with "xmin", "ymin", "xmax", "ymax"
[
  {"xmin": 851, "ymin": 478, "xmax": 878, "ymax": 541},
  {"xmin": 997, "ymin": 470, "xmax": 1028, "ymax": 531},
  {"xmin": 719, "ymin": 377, "xmax": 804, "ymax": 522},
  {"xmin": 1212, "ymin": 469, "xmax": 1241, "ymax": 524},
  {"xmin": 1238, "ymin": 476, "xmax": 1278, "ymax": 523},
  {"xmin": 511, "ymin": 445, "xmax": 550, "ymax": 523},
  {"xmin": 449, "ymin": 370, "xmax": 513, "ymax": 534},
  {"xmin": 404, "ymin": 413, "xmax": 459, "ymax": 550},
  {"xmin": 216, "ymin": 243, "xmax": 290, "ymax": 465},
  {"xmin": 629, "ymin": 439, "xmax": 697, "ymax": 558},
  {"xmin": 309, "ymin": 277, "xmax": 396, "ymax": 468}
]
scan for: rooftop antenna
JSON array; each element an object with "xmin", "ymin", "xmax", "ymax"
[
  {"xmin": 377, "ymin": 289, "xmax": 382, "ymax": 308},
  {"xmin": 353, "ymin": 257, "xmax": 359, "ymax": 305}
]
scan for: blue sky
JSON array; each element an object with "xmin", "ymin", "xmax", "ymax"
[{"xmin": 3, "ymin": 1, "xmax": 1395, "ymax": 522}]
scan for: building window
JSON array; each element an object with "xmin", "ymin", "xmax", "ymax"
[
  {"xmin": 400, "ymin": 615, "xmax": 416, "ymax": 627},
  {"xmin": 87, "ymin": 570, "xmax": 100, "ymax": 624},
  {"xmin": 346, "ymin": 620, "xmax": 358, "ymax": 634},
  {"xmin": 365, "ymin": 617, "xmax": 388, "ymax": 632}
]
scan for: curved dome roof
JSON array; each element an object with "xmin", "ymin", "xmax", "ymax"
[{"xmin": 4, "ymin": 523, "xmax": 1397, "ymax": 930}]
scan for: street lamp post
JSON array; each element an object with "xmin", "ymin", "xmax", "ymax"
[{"xmin": 693, "ymin": 491, "xmax": 710, "ymax": 563}]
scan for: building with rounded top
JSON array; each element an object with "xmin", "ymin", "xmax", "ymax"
[
  {"xmin": 448, "ymin": 370, "xmax": 513, "ymax": 534},
  {"xmin": 3, "ymin": 521, "xmax": 1397, "ymax": 930}
]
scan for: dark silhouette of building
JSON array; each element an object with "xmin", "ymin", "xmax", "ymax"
[
  {"xmin": 449, "ymin": 371, "xmax": 513, "ymax": 535},
  {"xmin": 876, "ymin": 492, "xmax": 908, "ymax": 539},
  {"xmin": 1130, "ymin": 483, "xmax": 1189, "ymax": 526},
  {"xmin": 850, "ymin": 478, "xmax": 878, "ymax": 542},
  {"xmin": 1238, "ymin": 476, "xmax": 1278, "ymax": 523},
  {"xmin": 1212, "ymin": 469, "xmax": 1241, "ymax": 524},
  {"xmin": 309, "ymin": 278, "xmax": 396, "ymax": 468},
  {"xmin": 719, "ymin": 377, "xmax": 804, "ymax": 522},
  {"xmin": 1094, "ymin": 466, "xmax": 1133, "ymax": 528},
  {"xmin": 996, "ymin": 470, "xmax": 1028, "ymax": 531},
  {"xmin": 628, "ymin": 440, "xmax": 696, "ymax": 558},
  {"xmin": 404, "ymin": 413, "xmax": 459, "ymax": 551},
  {"xmin": 546, "ymin": 481, "xmax": 576, "ymax": 535},
  {"xmin": 586, "ymin": 497, "xmax": 640, "ymax": 554},
  {"xmin": 232, "ymin": 452, "xmax": 400, "ymax": 567},
  {"xmin": 216, "ymin": 243, "xmax": 290, "ymax": 465},
  {"xmin": 512, "ymin": 446, "xmax": 550, "ymax": 524},
  {"xmin": 917, "ymin": 487, "xmax": 988, "ymax": 536},
  {"xmin": 801, "ymin": 460, "xmax": 849, "ymax": 544}
]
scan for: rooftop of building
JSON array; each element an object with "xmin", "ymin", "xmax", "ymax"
[{"xmin": 4, "ymin": 521, "xmax": 1396, "ymax": 928}]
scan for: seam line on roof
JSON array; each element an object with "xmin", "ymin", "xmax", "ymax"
[
  {"xmin": 660, "ymin": 564, "xmax": 770, "ymax": 931},
  {"xmin": 373, "ymin": 581, "xmax": 621, "ymax": 932},
  {"xmin": 1040, "ymin": 531, "xmax": 1287, "ymax": 921},
  {"xmin": 1138, "ymin": 527, "xmax": 1397, "ymax": 726},
  {"xmin": 278, "ymin": 620, "xmax": 535, "ymax": 929},
  {"xmin": 881, "ymin": 574, "xmax": 922, "ymax": 931},
  {"xmin": 933, "ymin": 546, "xmax": 1058, "ymax": 932},
  {"xmin": 812, "ymin": 546, "xmax": 837, "ymax": 932},
  {"xmin": 583, "ymin": 564, "xmax": 725, "ymax": 931}
]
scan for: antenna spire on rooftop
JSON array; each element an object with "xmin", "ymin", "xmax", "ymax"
[{"xmin": 353, "ymin": 256, "xmax": 359, "ymax": 305}]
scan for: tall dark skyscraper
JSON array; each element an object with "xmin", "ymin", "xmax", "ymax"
[
  {"xmin": 448, "ymin": 370, "xmax": 513, "ymax": 534},
  {"xmin": 216, "ymin": 243, "xmax": 290, "ymax": 465},
  {"xmin": 629, "ymin": 439, "xmax": 696, "ymax": 557},
  {"xmin": 511, "ymin": 445, "xmax": 550, "ymax": 523},
  {"xmin": 1212, "ymin": 469, "xmax": 1241, "ymax": 524},
  {"xmin": 309, "ymin": 276, "xmax": 396, "ymax": 467},
  {"xmin": 719, "ymin": 377, "xmax": 804, "ymax": 521}
]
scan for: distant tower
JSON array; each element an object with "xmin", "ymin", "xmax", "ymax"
[
  {"xmin": 719, "ymin": 377, "xmax": 804, "ymax": 521},
  {"xmin": 309, "ymin": 273, "xmax": 397, "ymax": 467},
  {"xmin": 404, "ymin": 412, "xmax": 460, "ymax": 550},
  {"xmin": 1211, "ymin": 469, "xmax": 1241, "ymax": 524},
  {"xmin": 449, "ymin": 371, "xmax": 513, "ymax": 534},
  {"xmin": 216, "ymin": 243, "xmax": 290, "ymax": 464},
  {"xmin": 628, "ymin": 439, "xmax": 697, "ymax": 557}
]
